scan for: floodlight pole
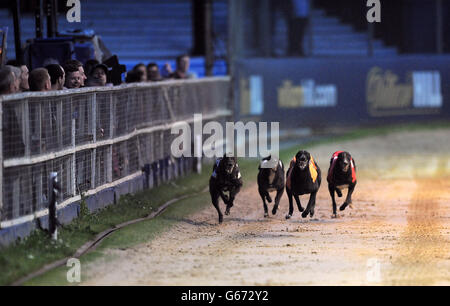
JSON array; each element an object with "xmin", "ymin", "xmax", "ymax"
[
  {"xmin": 35, "ymin": 0, "xmax": 44, "ymax": 39},
  {"xmin": 258, "ymin": 0, "xmax": 271, "ymax": 57},
  {"xmin": 205, "ymin": 0, "xmax": 214, "ymax": 76},
  {"xmin": 46, "ymin": 0, "xmax": 58, "ymax": 38},
  {"xmin": 12, "ymin": 0, "xmax": 24, "ymax": 64},
  {"xmin": 228, "ymin": 0, "xmax": 244, "ymax": 120},
  {"xmin": 436, "ymin": 0, "xmax": 443, "ymax": 54}
]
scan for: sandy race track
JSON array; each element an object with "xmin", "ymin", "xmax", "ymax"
[{"xmin": 82, "ymin": 129, "xmax": 450, "ymax": 286}]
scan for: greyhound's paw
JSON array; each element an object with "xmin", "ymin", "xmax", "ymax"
[
  {"xmin": 336, "ymin": 189, "xmax": 343, "ymax": 198},
  {"xmin": 219, "ymin": 215, "xmax": 223, "ymax": 223},
  {"xmin": 227, "ymin": 199, "xmax": 234, "ymax": 207},
  {"xmin": 309, "ymin": 209, "xmax": 315, "ymax": 217},
  {"xmin": 267, "ymin": 197, "xmax": 272, "ymax": 203},
  {"xmin": 339, "ymin": 203, "xmax": 348, "ymax": 211},
  {"xmin": 272, "ymin": 207, "xmax": 278, "ymax": 215},
  {"xmin": 298, "ymin": 206, "xmax": 304, "ymax": 212},
  {"xmin": 264, "ymin": 212, "xmax": 269, "ymax": 218},
  {"xmin": 301, "ymin": 211, "xmax": 309, "ymax": 218},
  {"xmin": 285, "ymin": 214, "xmax": 292, "ymax": 220},
  {"xmin": 225, "ymin": 208, "xmax": 231, "ymax": 215},
  {"xmin": 331, "ymin": 213, "xmax": 338, "ymax": 219}
]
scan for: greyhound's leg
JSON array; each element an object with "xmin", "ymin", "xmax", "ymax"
[
  {"xmin": 223, "ymin": 191, "xmax": 231, "ymax": 215},
  {"xmin": 272, "ymin": 188, "xmax": 284, "ymax": 215},
  {"xmin": 219, "ymin": 190, "xmax": 229, "ymax": 204},
  {"xmin": 294, "ymin": 194, "xmax": 304, "ymax": 212},
  {"xmin": 225, "ymin": 185, "xmax": 241, "ymax": 215},
  {"xmin": 302, "ymin": 191, "xmax": 317, "ymax": 218},
  {"xmin": 340, "ymin": 183, "xmax": 356, "ymax": 211},
  {"xmin": 228, "ymin": 183, "xmax": 241, "ymax": 206},
  {"xmin": 329, "ymin": 185, "xmax": 337, "ymax": 218},
  {"xmin": 286, "ymin": 188, "xmax": 294, "ymax": 219},
  {"xmin": 259, "ymin": 189, "xmax": 269, "ymax": 217},
  {"xmin": 211, "ymin": 190, "xmax": 223, "ymax": 223},
  {"xmin": 265, "ymin": 191, "xmax": 273, "ymax": 203}
]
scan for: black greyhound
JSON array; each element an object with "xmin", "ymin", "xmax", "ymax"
[
  {"xmin": 257, "ymin": 155, "xmax": 285, "ymax": 217},
  {"xmin": 209, "ymin": 154, "xmax": 243, "ymax": 223},
  {"xmin": 327, "ymin": 151, "xmax": 357, "ymax": 218},
  {"xmin": 285, "ymin": 150, "xmax": 321, "ymax": 219}
]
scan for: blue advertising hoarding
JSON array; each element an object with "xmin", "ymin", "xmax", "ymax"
[{"xmin": 236, "ymin": 56, "xmax": 450, "ymax": 128}]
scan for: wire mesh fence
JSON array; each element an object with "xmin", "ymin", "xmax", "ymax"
[{"xmin": 0, "ymin": 77, "xmax": 231, "ymax": 227}]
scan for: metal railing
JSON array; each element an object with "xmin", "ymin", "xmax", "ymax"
[{"xmin": 0, "ymin": 77, "xmax": 231, "ymax": 228}]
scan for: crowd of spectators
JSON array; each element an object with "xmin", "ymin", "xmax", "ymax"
[{"xmin": 0, "ymin": 54, "xmax": 196, "ymax": 96}]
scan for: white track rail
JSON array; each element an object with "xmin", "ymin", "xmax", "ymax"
[{"xmin": 0, "ymin": 77, "xmax": 231, "ymax": 229}]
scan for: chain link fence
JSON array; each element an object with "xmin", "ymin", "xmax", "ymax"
[{"xmin": 0, "ymin": 77, "xmax": 231, "ymax": 228}]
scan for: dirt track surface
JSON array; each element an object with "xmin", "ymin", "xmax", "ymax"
[{"xmin": 83, "ymin": 129, "xmax": 450, "ymax": 285}]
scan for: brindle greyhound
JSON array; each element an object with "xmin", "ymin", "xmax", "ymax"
[{"xmin": 257, "ymin": 155, "xmax": 285, "ymax": 217}]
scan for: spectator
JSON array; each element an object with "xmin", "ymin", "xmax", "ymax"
[
  {"xmin": 5, "ymin": 65, "xmax": 22, "ymax": 92},
  {"xmin": 170, "ymin": 54, "xmax": 196, "ymax": 79},
  {"xmin": 0, "ymin": 67, "xmax": 25, "ymax": 158},
  {"xmin": 290, "ymin": 0, "xmax": 309, "ymax": 56},
  {"xmin": 64, "ymin": 59, "xmax": 87, "ymax": 86},
  {"xmin": 125, "ymin": 69, "xmax": 145, "ymax": 83},
  {"xmin": 45, "ymin": 64, "xmax": 65, "ymax": 91},
  {"xmin": 273, "ymin": 0, "xmax": 310, "ymax": 56},
  {"xmin": 147, "ymin": 63, "xmax": 164, "ymax": 82},
  {"xmin": 84, "ymin": 59, "xmax": 100, "ymax": 76},
  {"xmin": 18, "ymin": 65, "xmax": 30, "ymax": 92},
  {"xmin": 28, "ymin": 68, "xmax": 51, "ymax": 92},
  {"xmin": 86, "ymin": 64, "xmax": 109, "ymax": 87},
  {"xmin": 0, "ymin": 67, "xmax": 18, "ymax": 95},
  {"xmin": 132, "ymin": 63, "xmax": 148, "ymax": 82},
  {"xmin": 6, "ymin": 60, "xmax": 29, "ymax": 92},
  {"xmin": 63, "ymin": 63, "xmax": 82, "ymax": 89}
]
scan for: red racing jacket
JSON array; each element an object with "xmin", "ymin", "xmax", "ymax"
[{"xmin": 327, "ymin": 151, "xmax": 356, "ymax": 184}]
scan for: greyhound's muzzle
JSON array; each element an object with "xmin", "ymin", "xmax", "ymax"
[
  {"xmin": 342, "ymin": 161, "xmax": 350, "ymax": 172},
  {"xmin": 298, "ymin": 160, "xmax": 308, "ymax": 170},
  {"xmin": 226, "ymin": 165, "xmax": 234, "ymax": 174}
]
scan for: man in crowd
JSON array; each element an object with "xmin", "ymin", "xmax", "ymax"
[
  {"xmin": 84, "ymin": 59, "xmax": 100, "ymax": 77},
  {"xmin": 64, "ymin": 59, "xmax": 87, "ymax": 87},
  {"xmin": 147, "ymin": 63, "xmax": 164, "ymax": 82},
  {"xmin": 170, "ymin": 54, "xmax": 196, "ymax": 79},
  {"xmin": 132, "ymin": 63, "xmax": 148, "ymax": 82},
  {"xmin": 6, "ymin": 60, "xmax": 30, "ymax": 92},
  {"xmin": 0, "ymin": 66, "xmax": 19, "ymax": 95},
  {"xmin": 86, "ymin": 64, "xmax": 109, "ymax": 87},
  {"xmin": 125, "ymin": 69, "xmax": 144, "ymax": 83},
  {"xmin": 63, "ymin": 62, "xmax": 82, "ymax": 89},
  {"xmin": 5, "ymin": 65, "xmax": 22, "ymax": 93},
  {"xmin": 45, "ymin": 64, "xmax": 65, "ymax": 91},
  {"xmin": 28, "ymin": 68, "xmax": 51, "ymax": 92},
  {"xmin": 0, "ymin": 67, "xmax": 24, "ymax": 157}
]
